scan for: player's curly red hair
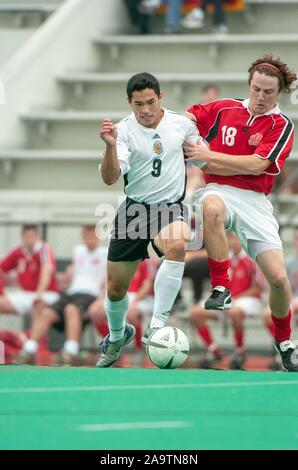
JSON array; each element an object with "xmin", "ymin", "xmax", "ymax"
[{"xmin": 248, "ymin": 54, "xmax": 297, "ymax": 93}]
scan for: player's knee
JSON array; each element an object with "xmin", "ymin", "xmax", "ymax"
[
  {"xmin": 64, "ymin": 304, "xmax": 79, "ymax": 317},
  {"xmin": 42, "ymin": 307, "xmax": 58, "ymax": 324},
  {"xmin": 88, "ymin": 303, "xmax": 105, "ymax": 323},
  {"xmin": 190, "ymin": 305, "xmax": 203, "ymax": 323},
  {"xmin": 107, "ymin": 283, "xmax": 127, "ymax": 301},
  {"xmin": 203, "ymin": 198, "xmax": 225, "ymax": 225},
  {"xmin": 227, "ymin": 308, "xmax": 240, "ymax": 319},
  {"xmin": 269, "ymin": 274, "xmax": 290, "ymax": 292},
  {"xmin": 165, "ymin": 240, "xmax": 185, "ymax": 260}
]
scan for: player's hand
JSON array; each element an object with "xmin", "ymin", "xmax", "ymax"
[
  {"xmin": 183, "ymin": 138, "xmax": 211, "ymax": 162},
  {"xmin": 100, "ymin": 119, "xmax": 118, "ymax": 146}
]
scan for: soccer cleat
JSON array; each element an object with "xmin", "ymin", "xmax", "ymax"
[
  {"xmin": 204, "ymin": 286, "xmax": 232, "ymax": 310},
  {"xmin": 274, "ymin": 340, "xmax": 298, "ymax": 372},
  {"xmin": 96, "ymin": 324, "xmax": 136, "ymax": 368},
  {"xmin": 212, "ymin": 23, "xmax": 229, "ymax": 35},
  {"xmin": 229, "ymin": 351, "xmax": 246, "ymax": 370},
  {"xmin": 56, "ymin": 351, "xmax": 80, "ymax": 367},
  {"xmin": 198, "ymin": 350, "xmax": 223, "ymax": 369},
  {"xmin": 141, "ymin": 326, "xmax": 160, "ymax": 345}
]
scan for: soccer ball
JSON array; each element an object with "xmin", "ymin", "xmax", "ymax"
[{"xmin": 146, "ymin": 326, "xmax": 189, "ymax": 369}]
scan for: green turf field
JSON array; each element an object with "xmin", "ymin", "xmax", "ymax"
[{"xmin": 1, "ymin": 366, "xmax": 298, "ymax": 450}]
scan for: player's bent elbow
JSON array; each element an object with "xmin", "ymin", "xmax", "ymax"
[
  {"xmin": 100, "ymin": 171, "xmax": 118, "ymax": 185},
  {"xmin": 102, "ymin": 176, "xmax": 116, "ymax": 185},
  {"xmin": 251, "ymin": 166, "xmax": 264, "ymax": 176},
  {"xmin": 252, "ymin": 155, "xmax": 271, "ymax": 175}
]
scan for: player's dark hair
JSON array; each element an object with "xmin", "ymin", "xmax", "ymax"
[
  {"xmin": 248, "ymin": 54, "xmax": 297, "ymax": 93},
  {"xmin": 127, "ymin": 73, "xmax": 161, "ymax": 101},
  {"xmin": 22, "ymin": 224, "xmax": 39, "ymax": 233}
]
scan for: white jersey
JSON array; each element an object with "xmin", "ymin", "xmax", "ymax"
[
  {"xmin": 116, "ymin": 108, "xmax": 202, "ymax": 204},
  {"xmin": 67, "ymin": 245, "xmax": 107, "ymax": 297}
]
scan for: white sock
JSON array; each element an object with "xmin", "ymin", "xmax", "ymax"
[
  {"xmin": 105, "ymin": 294, "xmax": 129, "ymax": 342},
  {"xmin": 63, "ymin": 340, "xmax": 80, "ymax": 357},
  {"xmin": 150, "ymin": 259, "xmax": 185, "ymax": 328},
  {"xmin": 24, "ymin": 339, "xmax": 38, "ymax": 354}
]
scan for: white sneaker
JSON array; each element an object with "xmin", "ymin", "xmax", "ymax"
[
  {"xmin": 139, "ymin": 0, "xmax": 161, "ymax": 14},
  {"xmin": 212, "ymin": 23, "xmax": 229, "ymax": 35},
  {"xmin": 181, "ymin": 8, "xmax": 205, "ymax": 29}
]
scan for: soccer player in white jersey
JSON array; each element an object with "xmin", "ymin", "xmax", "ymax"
[{"xmin": 97, "ymin": 72, "xmax": 203, "ymax": 367}]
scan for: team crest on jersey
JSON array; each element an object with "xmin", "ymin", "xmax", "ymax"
[
  {"xmin": 248, "ymin": 133, "xmax": 263, "ymax": 146},
  {"xmin": 153, "ymin": 140, "xmax": 163, "ymax": 155}
]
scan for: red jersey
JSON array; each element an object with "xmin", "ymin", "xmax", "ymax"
[
  {"xmin": 229, "ymin": 250, "xmax": 265, "ymax": 298},
  {"xmin": 0, "ymin": 241, "xmax": 58, "ymax": 292},
  {"xmin": 187, "ymin": 98, "xmax": 294, "ymax": 195}
]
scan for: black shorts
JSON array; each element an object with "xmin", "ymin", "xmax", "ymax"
[
  {"xmin": 108, "ymin": 197, "xmax": 189, "ymax": 262},
  {"xmin": 51, "ymin": 293, "xmax": 96, "ymax": 332}
]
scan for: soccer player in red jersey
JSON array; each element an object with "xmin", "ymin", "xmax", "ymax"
[
  {"xmin": 0, "ymin": 224, "xmax": 59, "ymax": 317},
  {"xmin": 184, "ymin": 54, "xmax": 298, "ymax": 371}
]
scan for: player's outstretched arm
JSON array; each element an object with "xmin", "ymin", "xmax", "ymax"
[
  {"xmin": 99, "ymin": 119, "xmax": 121, "ymax": 185},
  {"xmin": 183, "ymin": 140, "xmax": 271, "ymax": 176}
]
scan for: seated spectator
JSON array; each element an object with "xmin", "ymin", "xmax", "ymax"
[
  {"xmin": 141, "ymin": 0, "xmax": 185, "ymax": 34},
  {"xmin": 183, "ymin": 248, "xmax": 209, "ymax": 303},
  {"xmin": 15, "ymin": 225, "xmax": 107, "ymax": 365},
  {"xmin": 201, "ymin": 83, "xmax": 220, "ymax": 103},
  {"xmin": 190, "ymin": 232, "xmax": 266, "ymax": 369},
  {"xmin": 181, "ymin": 0, "xmax": 228, "ymax": 34},
  {"xmin": 262, "ymin": 227, "xmax": 298, "ymax": 370},
  {"xmin": 123, "ymin": 0, "xmax": 155, "ymax": 34},
  {"xmin": 0, "ymin": 224, "xmax": 59, "ymax": 318},
  {"xmin": 273, "ymin": 164, "xmax": 298, "ymax": 195},
  {"xmin": 0, "ymin": 329, "xmax": 49, "ymax": 365}
]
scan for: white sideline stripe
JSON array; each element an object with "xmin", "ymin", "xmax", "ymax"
[
  {"xmin": 1, "ymin": 381, "xmax": 298, "ymax": 394},
  {"xmin": 78, "ymin": 421, "xmax": 190, "ymax": 432}
]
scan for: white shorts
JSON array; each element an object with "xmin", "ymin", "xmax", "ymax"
[
  {"xmin": 6, "ymin": 290, "xmax": 60, "ymax": 316},
  {"xmin": 199, "ymin": 296, "xmax": 262, "ymax": 317},
  {"xmin": 128, "ymin": 293, "xmax": 154, "ymax": 316},
  {"xmin": 232, "ymin": 296, "xmax": 263, "ymax": 317},
  {"xmin": 194, "ymin": 183, "xmax": 282, "ymax": 259}
]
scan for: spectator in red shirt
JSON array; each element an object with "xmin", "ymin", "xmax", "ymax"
[
  {"xmin": 14, "ymin": 225, "xmax": 107, "ymax": 365},
  {"xmin": 184, "ymin": 54, "xmax": 298, "ymax": 372},
  {"xmin": 191, "ymin": 232, "xmax": 265, "ymax": 369},
  {"xmin": 0, "ymin": 225, "xmax": 59, "ymax": 317}
]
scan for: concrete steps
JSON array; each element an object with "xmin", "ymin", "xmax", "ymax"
[{"xmin": 94, "ymin": 34, "xmax": 298, "ymax": 74}]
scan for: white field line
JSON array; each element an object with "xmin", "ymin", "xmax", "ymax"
[
  {"xmin": 1, "ymin": 380, "xmax": 298, "ymax": 394},
  {"xmin": 78, "ymin": 421, "xmax": 190, "ymax": 432}
]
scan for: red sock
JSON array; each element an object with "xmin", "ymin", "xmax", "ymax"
[
  {"xmin": 95, "ymin": 321, "xmax": 109, "ymax": 338},
  {"xmin": 198, "ymin": 325, "xmax": 213, "ymax": 347},
  {"xmin": 234, "ymin": 329, "xmax": 244, "ymax": 349},
  {"xmin": 208, "ymin": 343, "xmax": 222, "ymax": 357},
  {"xmin": 134, "ymin": 323, "xmax": 143, "ymax": 349},
  {"xmin": 271, "ymin": 310, "xmax": 291, "ymax": 343},
  {"xmin": 266, "ymin": 321, "xmax": 275, "ymax": 338},
  {"xmin": 208, "ymin": 258, "xmax": 230, "ymax": 289}
]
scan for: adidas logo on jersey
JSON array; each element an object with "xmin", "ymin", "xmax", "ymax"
[{"xmin": 153, "ymin": 133, "xmax": 160, "ymax": 139}]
